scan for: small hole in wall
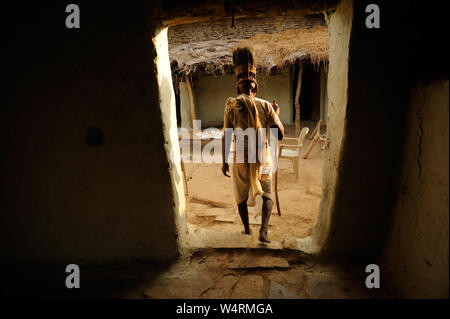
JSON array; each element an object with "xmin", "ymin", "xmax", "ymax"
[{"xmin": 85, "ymin": 126, "xmax": 104, "ymax": 146}]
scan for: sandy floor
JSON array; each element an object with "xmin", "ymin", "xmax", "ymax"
[{"xmin": 184, "ymin": 134, "xmax": 324, "ymax": 244}]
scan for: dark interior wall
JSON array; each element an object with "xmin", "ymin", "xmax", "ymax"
[
  {"xmin": 2, "ymin": 1, "xmax": 186, "ymax": 263},
  {"xmin": 381, "ymin": 79, "xmax": 448, "ymax": 298},
  {"xmin": 317, "ymin": 0, "xmax": 449, "ymax": 271}
]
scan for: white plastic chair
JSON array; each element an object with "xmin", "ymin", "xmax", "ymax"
[{"xmin": 278, "ymin": 127, "xmax": 309, "ymax": 180}]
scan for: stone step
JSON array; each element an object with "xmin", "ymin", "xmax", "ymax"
[
  {"xmin": 227, "ymin": 255, "xmax": 290, "ymax": 269},
  {"xmin": 186, "ymin": 224, "xmax": 283, "ymax": 250}
]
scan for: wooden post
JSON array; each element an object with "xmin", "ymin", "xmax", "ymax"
[
  {"xmin": 294, "ymin": 63, "xmax": 304, "ymax": 137},
  {"xmin": 308, "ymin": 119, "xmax": 322, "ymax": 140},
  {"xmin": 185, "ymin": 73, "xmax": 197, "ymax": 129},
  {"xmin": 303, "ymin": 120, "xmax": 322, "ymax": 159},
  {"xmin": 303, "ymin": 134, "xmax": 319, "ymax": 159}
]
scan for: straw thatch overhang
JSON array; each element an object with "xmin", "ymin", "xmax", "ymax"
[{"xmin": 170, "ymin": 25, "xmax": 329, "ymax": 78}]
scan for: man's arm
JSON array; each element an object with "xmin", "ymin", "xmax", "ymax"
[
  {"xmin": 222, "ymin": 106, "xmax": 233, "ymax": 177},
  {"xmin": 221, "ymin": 130, "xmax": 232, "ymax": 177}
]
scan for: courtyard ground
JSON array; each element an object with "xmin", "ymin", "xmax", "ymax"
[{"xmin": 184, "ymin": 122, "xmax": 325, "ymax": 244}]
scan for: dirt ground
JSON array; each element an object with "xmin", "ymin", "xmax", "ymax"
[
  {"xmin": 138, "ymin": 249, "xmax": 374, "ymax": 299},
  {"xmin": 184, "ymin": 124, "xmax": 324, "ymax": 244},
  {"xmin": 4, "ymin": 249, "xmax": 376, "ymax": 299},
  {"xmin": 3, "ymin": 123, "xmax": 375, "ymax": 299}
]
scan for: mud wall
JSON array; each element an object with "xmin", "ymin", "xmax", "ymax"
[
  {"xmin": 180, "ymin": 72, "xmax": 292, "ymax": 128},
  {"xmin": 1, "ymin": 3, "xmax": 186, "ymax": 263},
  {"xmin": 168, "ymin": 15, "xmax": 325, "ymax": 45},
  {"xmin": 313, "ymin": 0, "xmax": 448, "ymax": 298},
  {"xmin": 316, "ymin": 0, "xmax": 413, "ymax": 259},
  {"xmin": 314, "ymin": 1, "xmax": 448, "ymax": 263},
  {"xmin": 313, "ymin": 0, "xmax": 352, "ymax": 253},
  {"xmin": 381, "ymin": 80, "xmax": 449, "ymax": 298},
  {"xmin": 257, "ymin": 72, "xmax": 293, "ymax": 124}
]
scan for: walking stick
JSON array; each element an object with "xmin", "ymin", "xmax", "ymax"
[
  {"xmin": 275, "ymin": 163, "xmax": 281, "ymax": 216},
  {"xmin": 272, "ymin": 99, "xmax": 281, "ymax": 216}
]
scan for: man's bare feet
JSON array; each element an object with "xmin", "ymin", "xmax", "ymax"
[
  {"xmin": 258, "ymin": 230, "xmax": 270, "ymax": 243},
  {"xmin": 242, "ymin": 229, "xmax": 252, "ymax": 235}
]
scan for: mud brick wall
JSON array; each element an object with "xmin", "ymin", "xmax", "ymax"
[{"xmin": 168, "ymin": 15, "xmax": 326, "ymax": 45}]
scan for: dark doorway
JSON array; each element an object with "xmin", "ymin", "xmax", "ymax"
[
  {"xmin": 175, "ymin": 88, "xmax": 181, "ymax": 127},
  {"xmin": 293, "ymin": 63, "xmax": 321, "ymax": 121}
]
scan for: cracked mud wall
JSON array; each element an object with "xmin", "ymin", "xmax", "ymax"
[
  {"xmin": 381, "ymin": 80, "xmax": 449, "ymax": 298},
  {"xmin": 312, "ymin": 0, "xmax": 448, "ymax": 268},
  {"xmin": 1, "ymin": 3, "xmax": 185, "ymax": 263},
  {"xmin": 312, "ymin": 0, "xmax": 352, "ymax": 255},
  {"xmin": 317, "ymin": 0, "xmax": 412, "ymax": 259}
]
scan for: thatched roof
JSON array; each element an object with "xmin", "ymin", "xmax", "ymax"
[
  {"xmin": 170, "ymin": 39, "xmax": 240, "ymax": 76},
  {"xmin": 170, "ymin": 26, "xmax": 329, "ymax": 76}
]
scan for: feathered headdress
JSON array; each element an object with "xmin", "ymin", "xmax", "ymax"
[{"xmin": 232, "ymin": 47, "xmax": 257, "ymax": 87}]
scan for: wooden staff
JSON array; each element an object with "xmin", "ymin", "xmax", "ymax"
[
  {"xmin": 274, "ymin": 162, "xmax": 281, "ymax": 216},
  {"xmin": 273, "ymin": 99, "xmax": 281, "ymax": 216},
  {"xmin": 294, "ymin": 63, "xmax": 304, "ymax": 137}
]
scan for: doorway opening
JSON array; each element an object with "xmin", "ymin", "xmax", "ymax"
[
  {"xmin": 292, "ymin": 62, "xmax": 328, "ymax": 122},
  {"xmin": 164, "ymin": 13, "xmax": 331, "ymax": 249}
]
